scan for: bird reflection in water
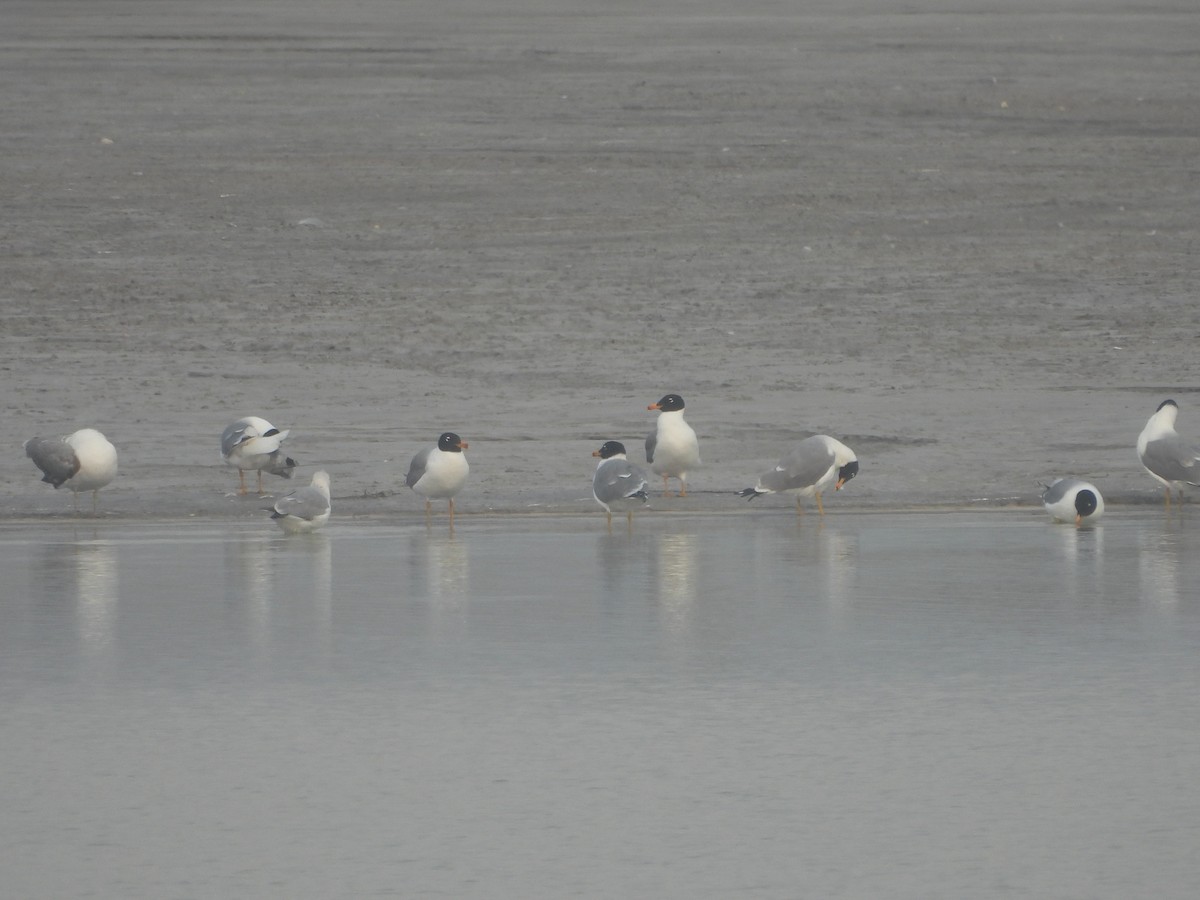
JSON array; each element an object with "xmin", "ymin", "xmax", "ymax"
[{"xmin": 654, "ymin": 532, "xmax": 698, "ymax": 636}]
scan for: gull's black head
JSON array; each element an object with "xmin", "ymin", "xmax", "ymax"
[
  {"xmin": 836, "ymin": 459, "xmax": 860, "ymax": 489},
  {"xmin": 1074, "ymin": 489, "xmax": 1098, "ymax": 518},
  {"xmin": 648, "ymin": 393, "xmax": 686, "ymax": 413},
  {"xmin": 1157, "ymin": 398, "xmax": 1179, "ymax": 413},
  {"xmin": 593, "ymin": 441, "xmax": 627, "ymax": 460},
  {"xmin": 438, "ymin": 432, "xmax": 467, "ymax": 452}
]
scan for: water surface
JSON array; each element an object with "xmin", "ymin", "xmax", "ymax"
[{"xmin": 3, "ymin": 512, "xmax": 1199, "ymax": 898}]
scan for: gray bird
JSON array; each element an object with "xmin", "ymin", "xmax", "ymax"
[
  {"xmin": 1041, "ymin": 477, "xmax": 1104, "ymax": 527},
  {"xmin": 592, "ymin": 440, "xmax": 650, "ymax": 530},
  {"xmin": 25, "ymin": 428, "xmax": 119, "ymax": 515},
  {"xmin": 221, "ymin": 416, "xmax": 297, "ymax": 495},
  {"xmin": 1137, "ymin": 399, "xmax": 1200, "ymax": 507},
  {"xmin": 270, "ymin": 470, "xmax": 332, "ymax": 534},
  {"xmin": 738, "ymin": 434, "xmax": 859, "ymax": 515}
]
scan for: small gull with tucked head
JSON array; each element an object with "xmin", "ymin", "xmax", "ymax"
[
  {"xmin": 406, "ymin": 432, "xmax": 469, "ymax": 524},
  {"xmin": 592, "ymin": 440, "xmax": 650, "ymax": 531},
  {"xmin": 221, "ymin": 416, "xmax": 297, "ymax": 496},
  {"xmin": 269, "ymin": 470, "xmax": 332, "ymax": 533},
  {"xmin": 1137, "ymin": 399, "xmax": 1200, "ymax": 507},
  {"xmin": 25, "ymin": 427, "xmax": 119, "ymax": 515},
  {"xmin": 739, "ymin": 434, "xmax": 859, "ymax": 516},
  {"xmin": 1041, "ymin": 477, "xmax": 1104, "ymax": 527},
  {"xmin": 645, "ymin": 393, "xmax": 700, "ymax": 497}
]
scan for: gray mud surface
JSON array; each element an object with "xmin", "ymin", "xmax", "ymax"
[{"xmin": 3, "ymin": 0, "xmax": 1198, "ymax": 520}]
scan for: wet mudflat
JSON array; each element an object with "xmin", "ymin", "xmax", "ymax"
[
  {"xmin": 3, "ymin": 0, "xmax": 1199, "ymax": 516},
  {"xmin": 2, "ymin": 511, "xmax": 1199, "ymax": 898}
]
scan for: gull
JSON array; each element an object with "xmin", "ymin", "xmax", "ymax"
[
  {"xmin": 269, "ymin": 470, "xmax": 332, "ymax": 533},
  {"xmin": 25, "ymin": 428, "xmax": 119, "ymax": 515},
  {"xmin": 221, "ymin": 416, "xmax": 297, "ymax": 495},
  {"xmin": 645, "ymin": 393, "xmax": 700, "ymax": 497},
  {"xmin": 738, "ymin": 434, "xmax": 859, "ymax": 515},
  {"xmin": 406, "ymin": 432, "xmax": 469, "ymax": 524},
  {"xmin": 1137, "ymin": 399, "xmax": 1200, "ymax": 507},
  {"xmin": 1041, "ymin": 477, "xmax": 1104, "ymax": 527},
  {"xmin": 592, "ymin": 440, "xmax": 650, "ymax": 531}
]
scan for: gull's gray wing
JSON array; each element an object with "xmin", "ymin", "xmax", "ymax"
[
  {"xmin": 220, "ymin": 419, "xmax": 252, "ymax": 458},
  {"xmin": 645, "ymin": 430, "xmax": 657, "ymax": 464},
  {"xmin": 405, "ymin": 448, "xmax": 431, "ymax": 488},
  {"xmin": 273, "ymin": 485, "xmax": 330, "ymax": 521},
  {"xmin": 1141, "ymin": 434, "xmax": 1200, "ymax": 485},
  {"xmin": 1040, "ymin": 477, "xmax": 1082, "ymax": 505},
  {"xmin": 25, "ymin": 437, "xmax": 80, "ymax": 487},
  {"xmin": 761, "ymin": 440, "xmax": 836, "ymax": 493},
  {"xmin": 594, "ymin": 459, "xmax": 650, "ymax": 505}
]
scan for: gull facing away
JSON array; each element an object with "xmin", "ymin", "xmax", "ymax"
[
  {"xmin": 406, "ymin": 432, "xmax": 469, "ymax": 524},
  {"xmin": 221, "ymin": 416, "xmax": 297, "ymax": 496},
  {"xmin": 1041, "ymin": 477, "xmax": 1104, "ymax": 527},
  {"xmin": 1137, "ymin": 399, "xmax": 1200, "ymax": 507},
  {"xmin": 270, "ymin": 470, "xmax": 332, "ymax": 534},
  {"xmin": 592, "ymin": 440, "xmax": 650, "ymax": 531},
  {"xmin": 25, "ymin": 428, "xmax": 119, "ymax": 515},
  {"xmin": 645, "ymin": 393, "xmax": 700, "ymax": 497},
  {"xmin": 738, "ymin": 434, "xmax": 859, "ymax": 516}
]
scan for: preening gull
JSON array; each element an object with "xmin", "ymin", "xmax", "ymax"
[
  {"xmin": 1137, "ymin": 399, "xmax": 1200, "ymax": 507},
  {"xmin": 270, "ymin": 470, "xmax": 331, "ymax": 533},
  {"xmin": 406, "ymin": 432, "xmax": 469, "ymax": 524},
  {"xmin": 738, "ymin": 434, "xmax": 859, "ymax": 515},
  {"xmin": 25, "ymin": 428, "xmax": 118, "ymax": 514},
  {"xmin": 592, "ymin": 440, "xmax": 650, "ymax": 531},
  {"xmin": 221, "ymin": 416, "xmax": 297, "ymax": 495},
  {"xmin": 645, "ymin": 393, "xmax": 700, "ymax": 497},
  {"xmin": 1041, "ymin": 477, "xmax": 1104, "ymax": 527}
]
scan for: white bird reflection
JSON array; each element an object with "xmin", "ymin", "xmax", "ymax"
[
  {"xmin": 225, "ymin": 534, "xmax": 273, "ymax": 648},
  {"xmin": 818, "ymin": 527, "xmax": 858, "ymax": 608},
  {"xmin": 1051, "ymin": 522, "xmax": 1105, "ymax": 603},
  {"xmin": 653, "ymin": 532, "xmax": 698, "ymax": 636},
  {"xmin": 595, "ymin": 531, "xmax": 653, "ymax": 613},
  {"xmin": 73, "ymin": 539, "xmax": 118, "ymax": 654},
  {"xmin": 773, "ymin": 522, "xmax": 859, "ymax": 610},
  {"xmin": 223, "ymin": 531, "xmax": 336, "ymax": 658},
  {"xmin": 409, "ymin": 532, "xmax": 470, "ymax": 608},
  {"xmin": 272, "ymin": 532, "xmax": 334, "ymax": 654},
  {"xmin": 30, "ymin": 536, "xmax": 120, "ymax": 671},
  {"xmin": 1139, "ymin": 526, "xmax": 1181, "ymax": 609}
]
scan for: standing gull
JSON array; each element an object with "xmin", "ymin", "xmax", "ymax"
[
  {"xmin": 270, "ymin": 470, "xmax": 332, "ymax": 533},
  {"xmin": 25, "ymin": 428, "xmax": 119, "ymax": 515},
  {"xmin": 738, "ymin": 434, "xmax": 859, "ymax": 515},
  {"xmin": 1137, "ymin": 399, "xmax": 1200, "ymax": 507},
  {"xmin": 1041, "ymin": 477, "xmax": 1104, "ymax": 527},
  {"xmin": 406, "ymin": 432, "xmax": 469, "ymax": 524},
  {"xmin": 592, "ymin": 440, "xmax": 650, "ymax": 531},
  {"xmin": 221, "ymin": 416, "xmax": 297, "ymax": 495},
  {"xmin": 645, "ymin": 393, "xmax": 700, "ymax": 497}
]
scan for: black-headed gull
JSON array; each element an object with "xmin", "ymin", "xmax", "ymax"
[
  {"xmin": 1041, "ymin": 477, "xmax": 1104, "ymax": 527},
  {"xmin": 1137, "ymin": 399, "xmax": 1200, "ymax": 507},
  {"xmin": 592, "ymin": 440, "xmax": 650, "ymax": 531},
  {"xmin": 738, "ymin": 434, "xmax": 859, "ymax": 515},
  {"xmin": 645, "ymin": 393, "xmax": 700, "ymax": 497},
  {"xmin": 406, "ymin": 432, "xmax": 469, "ymax": 524}
]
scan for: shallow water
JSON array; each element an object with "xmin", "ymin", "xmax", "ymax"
[{"xmin": 3, "ymin": 511, "xmax": 1199, "ymax": 899}]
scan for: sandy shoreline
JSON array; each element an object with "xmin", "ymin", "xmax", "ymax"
[{"xmin": 3, "ymin": 0, "xmax": 1198, "ymax": 520}]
